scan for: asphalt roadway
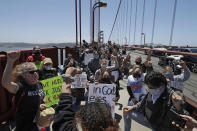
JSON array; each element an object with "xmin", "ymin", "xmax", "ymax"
[{"xmin": 114, "ymin": 50, "xmax": 197, "ymax": 131}]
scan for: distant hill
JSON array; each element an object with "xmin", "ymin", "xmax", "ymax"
[{"xmin": 0, "ymin": 42, "xmax": 76, "ymax": 48}]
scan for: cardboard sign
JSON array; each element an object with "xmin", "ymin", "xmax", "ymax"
[
  {"xmin": 41, "ymin": 76, "xmax": 63, "ymax": 107},
  {"xmin": 88, "ymin": 84, "xmax": 116, "ymax": 117},
  {"xmin": 71, "ymin": 74, "xmax": 87, "ymax": 88},
  {"xmin": 84, "ymin": 53, "xmax": 94, "ymax": 65}
]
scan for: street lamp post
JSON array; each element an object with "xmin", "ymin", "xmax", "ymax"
[
  {"xmin": 92, "ymin": 2, "xmax": 107, "ymax": 43},
  {"xmin": 141, "ymin": 33, "xmax": 146, "ymax": 46}
]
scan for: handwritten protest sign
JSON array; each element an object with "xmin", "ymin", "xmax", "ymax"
[
  {"xmin": 71, "ymin": 74, "xmax": 87, "ymax": 88},
  {"xmin": 88, "ymin": 84, "xmax": 116, "ymax": 117},
  {"xmin": 41, "ymin": 76, "xmax": 63, "ymax": 107},
  {"xmin": 83, "ymin": 53, "xmax": 94, "ymax": 65}
]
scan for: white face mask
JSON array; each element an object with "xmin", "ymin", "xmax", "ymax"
[
  {"xmin": 44, "ymin": 65, "xmax": 52, "ymax": 70},
  {"xmin": 101, "ymin": 64, "xmax": 107, "ymax": 69},
  {"xmin": 149, "ymin": 85, "xmax": 165, "ymax": 104}
]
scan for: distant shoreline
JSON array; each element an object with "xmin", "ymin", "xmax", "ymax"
[{"xmin": 0, "ymin": 42, "xmax": 76, "ymax": 51}]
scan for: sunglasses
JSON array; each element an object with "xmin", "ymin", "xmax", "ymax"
[{"xmin": 28, "ymin": 70, "xmax": 38, "ymax": 74}]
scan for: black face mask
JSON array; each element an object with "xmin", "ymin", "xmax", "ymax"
[
  {"xmin": 174, "ymin": 68, "xmax": 182, "ymax": 75},
  {"xmin": 34, "ymin": 52, "xmax": 41, "ymax": 57},
  {"xmin": 135, "ymin": 61, "xmax": 141, "ymax": 65},
  {"xmin": 133, "ymin": 72, "xmax": 141, "ymax": 78},
  {"xmin": 99, "ymin": 78, "xmax": 111, "ymax": 84}
]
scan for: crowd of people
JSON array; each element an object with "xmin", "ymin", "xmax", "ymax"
[{"xmin": 1, "ymin": 42, "xmax": 197, "ymax": 131}]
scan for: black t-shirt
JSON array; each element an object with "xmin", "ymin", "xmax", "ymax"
[{"xmin": 15, "ymin": 81, "xmax": 44, "ymax": 131}]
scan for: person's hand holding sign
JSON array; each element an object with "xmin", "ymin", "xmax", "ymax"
[
  {"xmin": 61, "ymin": 67, "xmax": 77, "ymax": 93},
  {"xmin": 61, "ymin": 83, "xmax": 71, "ymax": 94}
]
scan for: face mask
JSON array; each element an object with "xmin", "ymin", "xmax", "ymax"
[
  {"xmin": 135, "ymin": 61, "xmax": 141, "ymax": 65},
  {"xmin": 34, "ymin": 52, "xmax": 41, "ymax": 57},
  {"xmin": 174, "ymin": 66, "xmax": 182, "ymax": 75},
  {"xmin": 101, "ymin": 64, "xmax": 107, "ymax": 69},
  {"xmin": 94, "ymin": 55, "xmax": 99, "ymax": 59},
  {"xmin": 149, "ymin": 85, "xmax": 165, "ymax": 104},
  {"xmin": 100, "ymin": 78, "xmax": 111, "ymax": 84},
  {"xmin": 44, "ymin": 65, "xmax": 52, "ymax": 70},
  {"xmin": 133, "ymin": 72, "xmax": 141, "ymax": 78}
]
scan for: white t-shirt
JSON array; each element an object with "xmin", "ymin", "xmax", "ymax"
[{"xmin": 127, "ymin": 73, "xmax": 147, "ymax": 101}]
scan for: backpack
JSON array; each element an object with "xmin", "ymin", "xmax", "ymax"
[{"xmin": 8, "ymin": 89, "xmax": 26, "ymax": 119}]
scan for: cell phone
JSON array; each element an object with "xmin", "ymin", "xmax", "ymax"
[{"xmin": 167, "ymin": 109, "xmax": 186, "ymax": 128}]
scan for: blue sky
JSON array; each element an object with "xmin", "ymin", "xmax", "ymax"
[{"xmin": 0, "ymin": 0, "xmax": 196, "ymax": 46}]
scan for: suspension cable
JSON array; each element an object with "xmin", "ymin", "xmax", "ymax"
[
  {"xmin": 169, "ymin": 0, "xmax": 177, "ymax": 46},
  {"xmin": 121, "ymin": 0, "xmax": 126, "ymax": 44},
  {"xmin": 108, "ymin": 0, "xmax": 122, "ymax": 41},
  {"xmin": 133, "ymin": 0, "xmax": 138, "ymax": 45},
  {"xmin": 151, "ymin": 0, "xmax": 158, "ymax": 44},
  {"xmin": 128, "ymin": 0, "xmax": 133, "ymax": 45},
  {"xmin": 125, "ymin": 0, "xmax": 129, "ymax": 44},
  {"xmin": 140, "ymin": 0, "xmax": 146, "ymax": 45}
]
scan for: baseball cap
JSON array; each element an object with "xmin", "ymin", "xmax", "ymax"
[
  {"xmin": 33, "ymin": 46, "xmax": 41, "ymax": 51},
  {"xmin": 43, "ymin": 58, "xmax": 53, "ymax": 64}
]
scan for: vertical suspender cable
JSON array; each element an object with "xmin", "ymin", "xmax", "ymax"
[
  {"xmin": 79, "ymin": 0, "xmax": 82, "ymax": 47},
  {"xmin": 90, "ymin": 0, "xmax": 92, "ymax": 43},
  {"xmin": 122, "ymin": 0, "xmax": 126, "ymax": 44},
  {"xmin": 98, "ymin": 0, "xmax": 101, "ymax": 43},
  {"xmin": 121, "ymin": 0, "xmax": 124, "ymax": 44},
  {"xmin": 125, "ymin": 0, "xmax": 129, "ymax": 44},
  {"xmin": 133, "ymin": 0, "xmax": 138, "ymax": 45},
  {"xmin": 108, "ymin": 0, "xmax": 122, "ymax": 41},
  {"xmin": 151, "ymin": 0, "xmax": 158, "ymax": 45},
  {"xmin": 75, "ymin": 0, "xmax": 78, "ymax": 46},
  {"xmin": 128, "ymin": 0, "xmax": 133, "ymax": 45},
  {"xmin": 140, "ymin": 0, "xmax": 146, "ymax": 45},
  {"xmin": 169, "ymin": 0, "xmax": 177, "ymax": 46}
]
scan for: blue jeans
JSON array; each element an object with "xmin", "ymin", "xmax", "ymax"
[{"xmin": 123, "ymin": 100, "xmax": 153, "ymax": 131}]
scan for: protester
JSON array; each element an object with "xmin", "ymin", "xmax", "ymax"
[
  {"xmin": 2, "ymin": 51, "xmax": 44, "ymax": 131},
  {"xmin": 95, "ymin": 56, "xmax": 119, "ymax": 81},
  {"xmin": 27, "ymin": 46, "xmax": 46, "ymax": 70},
  {"xmin": 98, "ymin": 71, "xmax": 120, "ymax": 102},
  {"xmin": 52, "ymin": 67, "xmax": 119, "ymax": 131},
  {"xmin": 109, "ymin": 55, "xmax": 121, "ymax": 102},
  {"xmin": 87, "ymin": 51, "xmax": 100, "ymax": 82},
  {"xmin": 78, "ymin": 47, "xmax": 85, "ymax": 68},
  {"xmin": 123, "ymin": 71, "xmax": 189, "ymax": 131},
  {"xmin": 71, "ymin": 68, "xmax": 86, "ymax": 111},
  {"xmin": 134, "ymin": 49, "xmax": 153, "ymax": 73},
  {"xmin": 39, "ymin": 58, "xmax": 57, "ymax": 80},
  {"xmin": 62, "ymin": 53, "xmax": 78, "ymax": 74},
  {"xmin": 121, "ymin": 49, "xmax": 127, "ymax": 58},
  {"xmin": 162, "ymin": 61, "xmax": 190, "ymax": 92},
  {"xmin": 121, "ymin": 53, "xmax": 132, "ymax": 79},
  {"xmin": 123, "ymin": 65, "xmax": 147, "ymax": 131}
]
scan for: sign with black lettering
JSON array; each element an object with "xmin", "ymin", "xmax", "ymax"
[
  {"xmin": 71, "ymin": 74, "xmax": 87, "ymax": 88},
  {"xmin": 88, "ymin": 84, "xmax": 116, "ymax": 117},
  {"xmin": 41, "ymin": 76, "xmax": 63, "ymax": 107}
]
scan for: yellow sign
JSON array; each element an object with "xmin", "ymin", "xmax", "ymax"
[{"xmin": 41, "ymin": 76, "xmax": 63, "ymax": 107}]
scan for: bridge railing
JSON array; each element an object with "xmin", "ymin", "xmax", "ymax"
[{"xmin": 130, "ymin": 47, "xmax": 197, "ymax": 57}]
